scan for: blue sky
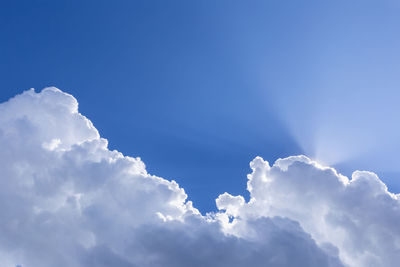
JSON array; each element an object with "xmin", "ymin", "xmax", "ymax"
[{"xmin": 1, "ymin": 0, "xmax": 400, "ymax": 213}]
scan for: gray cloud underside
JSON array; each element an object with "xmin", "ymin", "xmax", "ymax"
[{"xmin": 0, "ymin": 88, "xmax": 399, "ymax": 267}]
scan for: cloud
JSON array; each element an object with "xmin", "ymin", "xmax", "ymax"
[
  {"xmin": 217, "ymin": 156, "xmax": 400, "ymax": 267},
  {"xmin": 0, "ymin": 88, "xmax": 397, "ymax": 266}
]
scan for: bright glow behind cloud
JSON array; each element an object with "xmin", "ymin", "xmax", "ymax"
[
  {"xmin": 0, "ymin": 88, "xmax": 399, "ymax": 267},
  {"xmin": 262, "ymin": 59, "xmax": 400, "ymax": 170}
]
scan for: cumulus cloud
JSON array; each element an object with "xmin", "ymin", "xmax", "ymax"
[
  {"xmin": 0, "ymin": 88, "xmax": 398, "ymax": 267},
  {"xmin": 218, "ymin": 156, "xmax": 400, "ymax": 267}
]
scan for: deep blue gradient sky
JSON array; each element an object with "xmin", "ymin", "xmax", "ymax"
[{"xmin": 1, "ymin": 0, "xmax": 400, "ymax": 213}]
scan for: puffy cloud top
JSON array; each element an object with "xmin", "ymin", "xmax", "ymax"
[{"xmin": 0, "ymin": 88, "xmax": 398, "ymax": 267}]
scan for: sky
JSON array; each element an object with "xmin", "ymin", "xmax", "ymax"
[
  {"xmin": 2, "ymin": 0, "xmax": 400, "ymax": 212},
  {"xmin": 1, "ymin": 1, "xmax": 400, "ymax": 266}
]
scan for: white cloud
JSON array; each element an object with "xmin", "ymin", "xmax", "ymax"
[
  {"xmin": 0, "ymin": 88, "xmax": 398, "ymax": 266},
  {"xmin": 217, "ymin": 156, "xmax": 400, "ymax": 267}
]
